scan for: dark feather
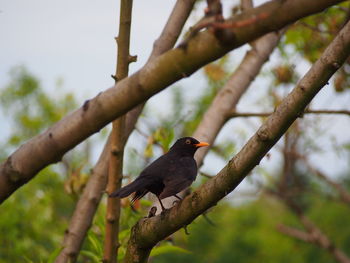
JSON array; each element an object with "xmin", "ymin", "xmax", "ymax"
[{"xmin": 109, "ymin": 179, "xmax": 145, "ymax": 198}]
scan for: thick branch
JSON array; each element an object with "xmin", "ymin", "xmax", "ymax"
[
  {"xmin": 0, "ymin": 0, "xmax": 344, "ymax": 203},
  {"xmin": 123, "ymin": 19, "xmax": 350, "ymax": 263}
]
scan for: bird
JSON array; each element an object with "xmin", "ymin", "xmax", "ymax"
[{"xmin": 109, "ymin": 137, "xmax": 209, "ymax": 211}]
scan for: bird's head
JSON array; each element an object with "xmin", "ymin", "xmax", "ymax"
[{"xmin": 170, "ymin": 137, "xmax": 209, "ymax": 156}]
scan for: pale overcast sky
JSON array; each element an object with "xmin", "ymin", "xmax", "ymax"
[{"xmin": 0, "ymin": 0, "xmax": 177, "ymax": 98}]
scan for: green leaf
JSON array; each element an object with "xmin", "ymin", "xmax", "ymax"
[
  {"xmin": 118, "ymin": 229, "xmax": 131, "ymax": 240},
  {"xmin": 80, "ymin": 250, "xmax": 101, "ymax": 263},
  {"xmin": 150, "ymin": 244, "xmax": 191, "ymax": 257},
  {"xmin": 144, "ymin": 142, "xmax": 154, "ymax": 158},
  {"xmin": 87, "ymin": 234, "xmax": 102, "ymax": 255},
  {"xmin": 47, "ymin": 246, "xmax": 64, "ymax": 263},
  {"xmin": 23, "ymin": 256, "xmax": 35, "ymax": 263},
  {"xmin": 140, "ymin": 199, "xmax": 153, "ymax": 207}
]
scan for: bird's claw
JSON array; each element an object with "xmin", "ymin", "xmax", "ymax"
[
  {"xmin": 184, "ymin": 225, "xmax": 190, "ymax": 235},
  {"xmin": 172, "ymin": 199, "xmax": 181, "ymax": 206},
  {"xmin": 147, "ymin": 206, "xmax": 157, "ymax": 218}
]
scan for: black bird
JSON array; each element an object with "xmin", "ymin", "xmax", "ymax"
[{"xmin": 110, "ymin": 137, "xmax": 209, "ymax": 210}]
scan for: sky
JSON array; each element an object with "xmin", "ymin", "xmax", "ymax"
[
  {"xmin": 1, "ymin": 0, "xmax": 350, "ymax": 201},
  {"xmin": 0, "ymin": 0, "xmax": 176, "ymax": 98}
]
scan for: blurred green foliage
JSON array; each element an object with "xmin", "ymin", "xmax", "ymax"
[
  {"xmin": 0, "ymin": 66, "xmax": 76, "ymax": 152},
  {"xmin": 0, "ymin": 66, "xmax": 78, "ymax": 262},
  {"xmin": 0, "ymin": 66, "xmax": 108, "ymax": 262},
  {"xmin": 152, "ymin": 194, "xmax": 350, "ymax": 263}
]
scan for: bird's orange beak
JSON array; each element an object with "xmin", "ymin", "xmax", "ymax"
[{"xmin": 194, "ymin": 142, "xmax": 210, "ymax": 147}]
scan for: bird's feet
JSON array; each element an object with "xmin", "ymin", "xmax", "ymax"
[
  {"xmin": 172, "ymin": 194, "xmax": 182, "ymax": 206},
  {"xmin": 172, "ymin": 199, "xmax": 181, "ymax": 206},
  {"xmin": 147, "ymin": 206, "xmax": 157, "ymax": 218}
]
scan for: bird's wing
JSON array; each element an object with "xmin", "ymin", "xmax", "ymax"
[
  {"xmin": 139, "ymin": 153, "xmax": 174, "ymax": 181},
  {"xmin": 159, "ymin": 176, "xmax": 193, "ymax": 199},
  {"xmin": 159, "ymin": 156, "xmax": 197, "ymax": 199}
]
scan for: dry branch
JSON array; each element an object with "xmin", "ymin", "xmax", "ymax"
[
  {"xmin": 103, "ymin": 0, "xmax": 133, "ymax": 262},
  {"xmin": 122, "ymin": 19, "xmax": 350, "ymax": 263},
  {"xmin": 0, "ymin": 0, "xmax": 344, "ymax": 203}
]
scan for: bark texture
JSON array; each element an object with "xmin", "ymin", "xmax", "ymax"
[
  {"xmin": 122, "ymin": 19, "xmax": 350, "ymax": 263},
  {"xmin": 0, "ymin": 0, "xmax": 344, "ymax": 203}
]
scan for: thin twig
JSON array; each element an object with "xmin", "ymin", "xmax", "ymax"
[
  {"xmin": 297, "ymin": 155, "xmax": 350, "ymax": 206},
  {"xmin": 103, "ymin": 0, "xmax": 133, "ymax": 262},
  {"xmin": 298, "ymin": 21, "xmax": 335, "ymax": 34},
  {"xmin": 200, "ymin": 172, "xmax": 215, "ymax": 178},
  {"xmin": 277, "ymin": 224, "xmax": 312, "ymax": 242},
  {"xmin": 268, "ymin": 187, "xmax": 350, "ymax": 263},
  {"xmin": 278, "ymin": 213, "xmax": 350, "ymax": 263},
  {"xmin": 228, "ymin": 109, "xmax": 350, "ymax": 118}
]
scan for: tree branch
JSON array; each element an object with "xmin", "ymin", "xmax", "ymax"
[
  {"xmin": 103, "ymin": 1, "xmax": 133, "ymax": 262},
  {"xmin": 148, "ymin": 0, "xmax": 196, "ymax": 61},
  {"xmin": 299, "ymin": 156, "xmax": 350, "ymax": 206},
  {"xmin": 227, "ymin": 109, "xmax": 350, "ymax": 118},
  {"xmin": 0, "ymin": 0, "xmax": 344, "ymax": 204},
  {"xmin": 241, "ymin": 0, "xmax": 253, "ymax": 11},
  {"xmin": 122, "ymin": 19, "xmax": 350, "ymax": 263},
  {"xmin": 277, "ymin": 224, "xmax": 312, "ymax": 242}
]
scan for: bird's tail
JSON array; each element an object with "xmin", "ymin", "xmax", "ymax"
[{"xmin": 109, "ymin": 179, "xmax": 144, "ymax": 198}]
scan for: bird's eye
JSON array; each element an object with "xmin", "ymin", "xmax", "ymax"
[{"xmin": 185, "ymin": 139, "xmax": 191, "ymax": 144}]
